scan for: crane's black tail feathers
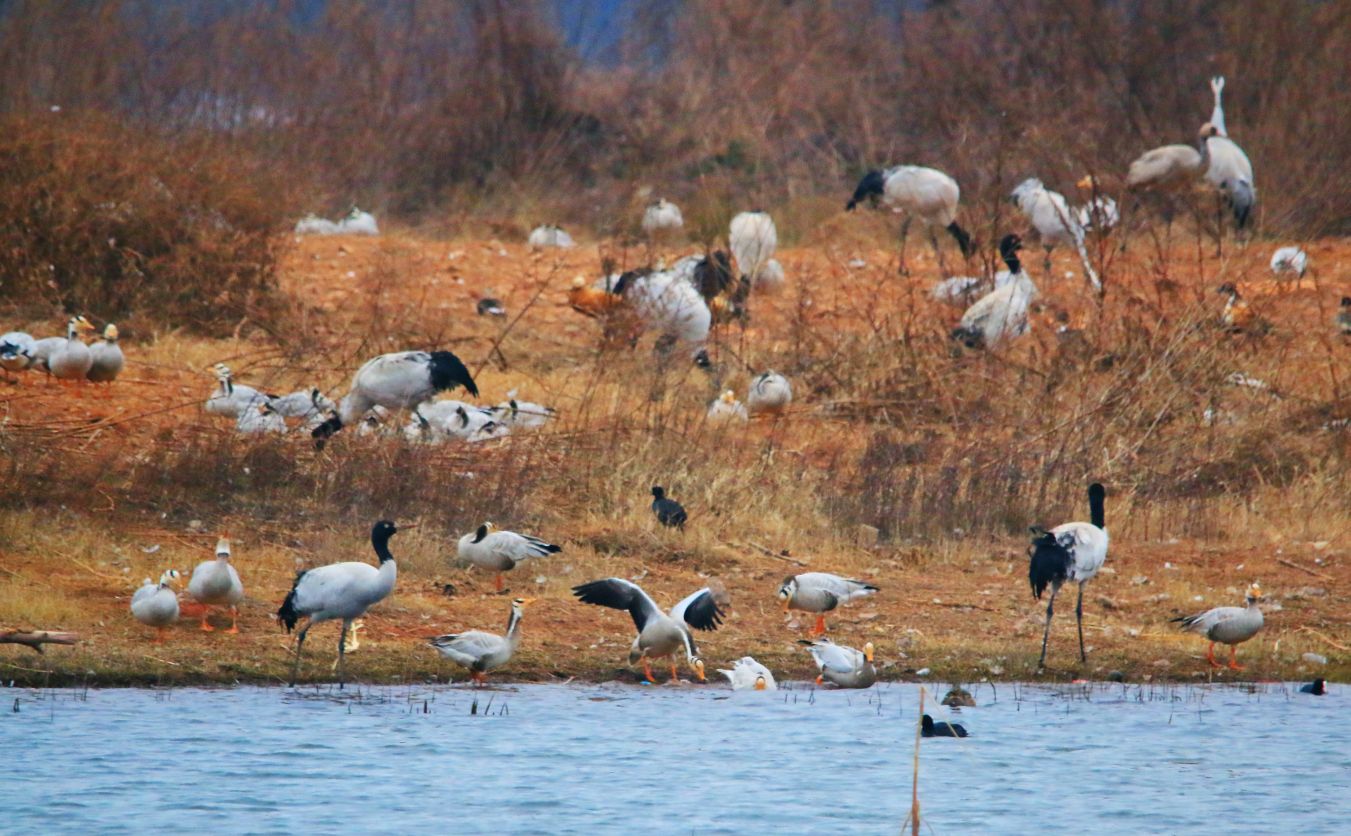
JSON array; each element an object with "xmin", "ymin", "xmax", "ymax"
[
  {"xmin": 277, "ymin": 570, "xmax": 308, "ymax": 633},
  {"xmin": 947, "ymin": 222, "xmax": 974, "ymax": 258},
  {"xmin": 1028, "ymin": 528, "xmax": 1072, "ymax": 600},
  {"xmin": 429, "ymin": 350, "xmax": 479, "ymax": 398}
]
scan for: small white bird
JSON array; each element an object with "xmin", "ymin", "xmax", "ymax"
[
  {"xmin": 428, "ymin": 596, "xmax": 537, "ymax": 684},
  {"xmin": 1269, "ymin": 247, "xmax": 1308, "ymax": 279},
  {"xmin": 718, "ymin": 656, "xmax": 777, "ymax": 691},
  {"xmin": 0, "ymin": 331, "xmax": 37, "ymax": 374},
  {"xmin": 271, "ymin": 387, "xmax": 336, "ymax": 427},
  {"xmin": 754, "ymin": 258, "xmax": 785, "ymax": 293},
  {"xmin": 707, "ymin": 390, "xmax": 748, "ymax": 424},
  {"xmin": 34, "ymin": 316, "xmax": 96, "ymax": 382},
  {"xmin": 729, "ymin": 211, "xmax": 778, "ymax": 287},
  {"xmin": 204, "ymin": 364, "xmax": 272, "ymax": 419},
  {"xmin": 1028, "ymin": 483, "xmax": 1109, "ymax": 667},
  {"xmin": 130, "ymin": 569, "xmax": 181, "ymax": 642},
  {"xmin": 528, "ymin": 224, "xmax": 576, "ymax": 249},
  {"xmin": 746, "ymin": 371, "xmax": 792, "ymax": 415},
  {"xmin": 846, "ymin": 165, "xmax": 973, "ymax": 270},
  {"xmin": 236, "ymin": 401, "xmax": 287, "ymax": 434},
  {"xmin": 86, "ymin": 324, "xmax": 124, "ymax": 384},
  {"xmin": 641, "ymin": 198, "xmax": 684, "ymax": 237},
  {"xmin": 1173, "ymin": 583, "xmax": 1265, "ymax": 670},
  {"xmin": 187, "ymin": 538, "xmax": 245, "ymax": 633},
  {"xmin": 278, "ymin": 520, "xmax": 408, "ymax": 687},
  {"xmin": 951, "ymin": 234, "xmax": 1039, "ymax": 349},
  {"xmin": 311, "ymin": 350, "xmax": 478, "ymax": 443},
  {"xmin": 801, "ymin": 638, "xmax": 877, "ymax": 688},
  {"xmin": 779, "ymin": 573, "xmax": 879, "ymax": 636},
  {"xmin": 456, "ymin": 522, "xmax": 562, "ymax": 593}
]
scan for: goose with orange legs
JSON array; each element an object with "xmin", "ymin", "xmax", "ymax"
[{"xmin": 187, "ymin": 537, "xmax": 245, "ymax": 633}]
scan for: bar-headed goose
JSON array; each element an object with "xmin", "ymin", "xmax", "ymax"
[
  {"xmin": 642, "ymin": 198, "xmax": 684, "ymax": 237},
  {"xmin": 1028, "ymin": 483, "xmax": 1109, "ymax": 667},
  {"xmin": 86, "ymin": 324, "xmax": 124, "ymax": 384},
  {"xmin": 187, "ymin": 537, "xmax": 245, "ymax": 633},
  {"xmin": 718, "ymin": 656, "xmax": 777, "ymax": 691},
  {"xmin": 746, "ymin": 371, "xmax": 792, "ymax": 414},
  {"xmin": 277, "ymin": 520, "xmax": 408, "ymax": 687},
  {"xmin": 0, "ymin": 331, "xmax": 37, "ymax": 374},
  {"xmin": 271, "ymin": 387, "xmax": 336, "ymax": 428},
  {"xmin": 1172, "ymin": 583, "xmax": 1265, "ymax": 670},
  {"xmin": 34, "ymin": 316, "xmax": 95, "ymax": 381},
  {"xmin": 311, "ymin": 350, "xmax": 478, "ymax": 443},
  {"xmin": 237, "ymin": 400, "xmax": 287, "ymax": 434},
  {"xmin": 490, "ymin": 393, "xmax": 555, "ymax": 429},
  {"xmin": 456, "ymin": 522, "xmax": 562, "ymax": 593},
  {"xmin": 428, "ymin": 597, "xmax": 536, "ymax": 684},
  {"xmin": 800, "ymin": 638, "xmax": 877, "ymax": 688},
  {"xmin": 204, "ymin": 364, "xmax": 271, "ymax": 418},
  {"xmin": 707, "ymin": 390, "xmax": 748, "ymax": 424},
  {"xmin": 130, "ymin": 569, "xmax": 181, "ymax": 642},
  {"xmin": 778, "ymin": 572, "xmax": 879, "ymax": 636},
  {"xmin": 572, "ymin": 578, "xmax": 725, "ymax": 683}
]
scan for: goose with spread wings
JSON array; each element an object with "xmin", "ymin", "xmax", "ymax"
[{"xmin": 572, "ymin": 578, "xmax": 725, "ymax": 683}]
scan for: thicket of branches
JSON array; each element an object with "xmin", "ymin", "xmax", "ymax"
[{"xmin": 1, "ymin": 0, "xmax": 1346, "ymax": 238}]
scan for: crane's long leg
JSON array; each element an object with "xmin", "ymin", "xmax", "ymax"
[
  {"xmin": 928, "ymin": 227, "xmax": 949, "ymax": 277},
  {"xmin": 1043, "ymin": 246, "xmax": 1054, "ymax": 279},
  {"xmin": 1076, "ymin": 582, "xmax": 1087, "ymax": 663},
  {"xmin": 290, "ymin": 622, "xmax": 312, "ymax": 687},
  {"xmin": 898, "ymin": 217, "xmax": 913, "ymax": 276},
  {"xmin": 1038, "ymin": 585, "xmax": 1060, "ymax": 668},
  {"xmin": 337, "ymin": 619, "xmax": 350, "ymax": 689}
]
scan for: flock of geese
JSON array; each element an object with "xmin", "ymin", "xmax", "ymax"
[
  {"xmin": 8, "ymin": 73, "xmax": 1329, "ymax": 696},
  {"xmin": 126, "ymin": 482, "xmax": 1271, "ymax": 694}
]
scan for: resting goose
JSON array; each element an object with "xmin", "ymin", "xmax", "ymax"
[
  {"xmin": 428, "ymin": 596, "xmax": 536, "ymax": 684},
  {"xmin": 718, "ymin": 656, "xmax": 776, "ymax": 691},
  {"xmin": 707, "ymin": 390, "xmax": 748, "ymax": 424},
  {"xmin": 800, "ymin": 638, "xmax": 877, "ymax": 688},
  {"xmin": 278, "ymin": 520, "xmax": 408, "ymax": 687},
  {"xmin": 572, "ymin": 578, "xmax": 725, "ymax": 683},
  {"xmin": 1172, "ymin": 583, "xmax": 1265, "ymax": 670},
  {"xmin": 746, "ymin": 371, "xmax": 792, "ymax": 414},
  {"xmin": 86, "ymin": 324, "xmax": 124, "ymax": 384},
  {"xmin": 1028, "ymin": 483, "xmax": 1109, "ymax": 667},
  {"xmin": 491, "ymin": 394, "xmax": 555, "ymax": 429},
  {"xmin": 237, "ymin": 401, "xmax": 287, "ymax": 434},
  {"xmin": 204, "ymin": 364, "xmax": 271, "ymax": 418},
  {"xmin": 187, "ymin": 538, "xmax": 245, "ymax": 633},
  {"xmin": 34, "ymin": 316, "xmax": 95, "ymax": 382},
  {"xmin": 779, "ymin": 572, "xmax": 879, "ymax": 636},
  {"xmin": 456, "ymin": 522, "xmax": 562, "ymax": 593},
  {"xmin": 0, "ymin": 331, "xmax": 37, "ymax": 375},
  {"xmin": 271, "ymin": 387, "xmax": 336, "ymax": 427},
  {"xmin": 641, "ymin": 198, "xmax": 684, "ymax": 237},
  {"xmin": 951, "ymin": 234, "xmax": 1038, "ymax": 349},
  {"xmin": 528, "ymin": 224, "xmax": 576, "ymax": 249},
  {"xmin": 728, "ymin": 211, "xmax": 778, "ymax": 289},
  {"xmin": 130, "ymin": 569, "xmax": 181, "ymax": 642},
  {"xmin": 311, "ymin": 350, "xmax": 478, "ymax": 443}
]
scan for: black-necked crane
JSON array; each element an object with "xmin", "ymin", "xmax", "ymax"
[
  {"xmin": 310, "ymin": 350, "xmax": 478, "ymax": 445},
  {"xmin": 1010, "ymin": 178, "xmax": 1100, "ymax": 291},
  {"xmin": 1028, "ymin": 483, "xmax": 1109, "ymax": 668},
  {"xmin": 950, "ymin": 234, "xmax": 1039, "ymax": 350},
  {"xmin": 278, "ymin": 520, "xmax": 409, "ymax": 687},
  {"xmin": 846, "ymin": 165, "xmax": 973, "ymax": 274}
]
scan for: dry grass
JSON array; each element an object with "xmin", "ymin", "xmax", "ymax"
[{"xmin": 0, "ymin": 226, "xmax": 1347, "ymax": 687}]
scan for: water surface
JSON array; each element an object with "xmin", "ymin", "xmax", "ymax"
[{"xmin": 2, "ymin": 681, "xmax": 1342, "ymax": 834}]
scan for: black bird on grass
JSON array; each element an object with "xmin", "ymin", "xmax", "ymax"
[
  {"xmin": 922, "ymin": 714, "xmax": 969, "ymax": 738},
  {"xmin": 477, "ymin": 297, "xmax": 506, "ymax": 317},
  {"xmin": 1300, "ymin": 678, "xmax": 1326, "ymax": 696},
  {"xmin": 651, "ymin": 486, "xmax": 687, "ymax": 529}
]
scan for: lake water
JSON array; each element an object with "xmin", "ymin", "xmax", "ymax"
[{"xmin": 1, "ymin": 681, "xmax": 1342, "ymax": 834}]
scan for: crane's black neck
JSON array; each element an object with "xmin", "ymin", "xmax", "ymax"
[
  {"xmin": 1089, "ymin": 484, "xmax": 1106, "ymax": 529},
  {"xmin": 372, "ymin": 529, "xmax": 396, "ymax": 564}
]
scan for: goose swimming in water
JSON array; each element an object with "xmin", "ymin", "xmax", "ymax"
[
  {"xmin": 572, "ymin": 578, "xmax": 725, "ymax": 683},
  {"xmin": 187, "ymin": 538, "xmax": 245, "ymax": 633},
  {"xmin": 1172, "ymin": 583, "xmax": 1265, "ymax": 670},
  {"xmin": 779, "ymin": 572, "xmax": 879, "ymax": 636},
  {"xmin": 1028, "ymin": 483, "xmax": 1109, "ymax": 667},
  {"xmin": 311, "ymin": 350, "xmax": 478, "ymax": 444},
  {"xmin": 456, "ymin": 522, "xmax": 562, "ymax": 593},
  {"xmin": 428, "ymin": 597, "xmax": 536, "ymax": 684},
  {"xmin": 130, "ymin": 569, "xmax": 181, "ymax": 642},
  {"xmin": 277, "ymin": 520, "xmax": 409, "ymax": 687},
  {"xmin": 800, "ymin": 638, "xmax": 876, "ymax": 688}
]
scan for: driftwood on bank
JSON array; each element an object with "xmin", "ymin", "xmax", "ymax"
[{"xmin": 0, "ymin": 630, "xmax": 80, "ymax": 653}]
